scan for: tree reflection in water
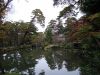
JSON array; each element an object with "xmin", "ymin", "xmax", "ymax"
[
  {"xmin": 39, "ymin": 70, "xmax": 45, "ymax": 75},
  {"xmin": 0, "ymin": 47, "xmax": 100, "ymax": 75}
]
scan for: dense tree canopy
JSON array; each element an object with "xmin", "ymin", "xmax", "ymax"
[
  {"xmin": 53, "ymin": 0, "xmax": 100, "ymax": 18},
  {"xmin": 0, "ymin": 8, "xmax": 45, "ymax": 47}
]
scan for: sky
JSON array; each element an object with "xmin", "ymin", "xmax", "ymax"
[{"xmin": 6, "ymin": 0, "xmax": 66, "ymax": 32}]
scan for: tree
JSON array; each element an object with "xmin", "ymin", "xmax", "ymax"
[
  {"xmin": 19, "ymin": 21, "xmax": 37, "ymax": 45},
  {"xmin": 45, "ymin": 28, "xmax": 52, "ymax": 44},
  {"xmin": 0, "ymin": 0, "xmax": 13, "ymax": 47},
  {"xmin": 79, "ymin": 0, "xmax": 100, "ymax": 15},
  {"xmin": 58, "ymin": 5, "xmax": 76, "ymax": 19},
  {"xmin": 0, "ymin": 0, "xmax": 12, "ymax": 23},
  {"xmin": 32, "ymin": 32, "xmax": 44, "ymax": 48},
  {"xmin": 53, "ymin": 0, "xmax": 100, "ymax": 49},
  {"xmin": 53, "ymin": 0, "xmax": 100, "ymax": 18},
  {"xmin": 57, "ymin": 20, "xmax": 64, "ymax": 34},
  {"xmin": 63, "ymin": 17, "xmax": 77, "ymax": 42},
  {"xmin": 31, "ymin": 9, "xmax": 45, "ymax": 27},
  {"xmin": 44, "ymin": 20, "xmax": 56, "ymax": 44},
  {"xmin": 20, "ymin": 9, "xmax": 45, "ymax": 45}
]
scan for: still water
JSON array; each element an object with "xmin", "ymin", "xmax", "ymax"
[
  {"xmin": 34, "ymin": 58, "xmax": 79, "ymax": 75},
  {"xmin": 0, "ymin": 47, "xmax": 99, "ymax": 75}
]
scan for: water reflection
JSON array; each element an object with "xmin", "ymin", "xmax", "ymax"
[
  {"xmin": 35, "ymin": 57, "xmax": 79, "ymax": 75},
  {"xmin": 0, "ymin": 48, "xmax": 100, "ymax": 75}
]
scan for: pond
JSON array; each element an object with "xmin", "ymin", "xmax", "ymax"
[
  {"xmin": 0, "ymin": 47, "xmax": 100, "ymax": 75},
  {"xmin": 33, "ymin": 58, "xmax": 79, "ymax": 75}
]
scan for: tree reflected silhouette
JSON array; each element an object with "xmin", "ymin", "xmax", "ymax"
[{"xmin": 0, "ymin": 48, "xmax": 100, "ymax": 75}]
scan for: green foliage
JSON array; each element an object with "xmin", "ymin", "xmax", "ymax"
[
  {"xmin": 58, "ymin": 5, "xmax": 75, "ymax": 18},
  {"xmin": 64, "ymin": 17, "xmax": 77, "ymax": 31},
  {"xmin": 0, "ymin": 21, "xmax": 37, "ymax": 47},
  {"xmin": 64, "ymin": 43, "xmax": 73, "ymax": 49},
  {"xmin": 79, "ymin": 0, "xmax": 100, "ymax": 15},
  {"xmin": 44, "ymin": 19, "xmax": 65, "ymax": 44},
  {"xmin": 57, "ymin": 20, "xmax": 65, "ymax": 34},
  {"xmin": 0, "ymin": 8, "xmax": 45, "ymax": 51},
  {"xmin": 53, "ymin": 0, "xmax": 100, "ymax": 49},
  {"xmin": 79, "ymin": 25, "xmax": 93, "ymax": 33},
  {"xmin": 63, "ymin": 14, "xmax": 100, "ymax": 50},
  {"xmin": 88, "ymin": 12, "xmax": 100, "ymax": 20},
  {"xmin": 5, "ymin": 73, "xmax": 20, "ymax": 75},
  {"xmin": 31, "ymin": 9, "xmax": 45, "ymax": 27},
  {"xmin": 53, "ymin": 0, "xmax": 100, "ymax": 18},
  {"xmin": 32, "ymin": 32, "xmax": 44, "ymax": 46},
  {"xmin": 45, "ymin": 28, "xmax": 52, "ymax": 44},
  {"xmin": 44, "ymin": 20, "xmax": 56, "ymax": 44},
  {"xmin": 0, "ymin": 0, "xmax": 12, "ymax": 22},
  {"xmin": 88, "ymin": 12, "xmax": 100, "ymax": 31}
]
